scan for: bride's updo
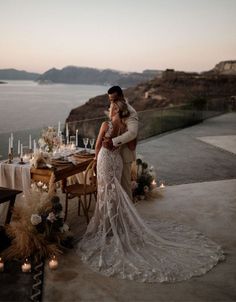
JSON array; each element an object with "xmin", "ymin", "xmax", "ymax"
[{"xmin": 115, "ymin": 100, "xmax": 130, "ymax": 119}]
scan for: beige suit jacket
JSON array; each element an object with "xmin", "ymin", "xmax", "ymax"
[{"xmin": 112, "ymin": 102, "xmax": 138, "ymax": 163}]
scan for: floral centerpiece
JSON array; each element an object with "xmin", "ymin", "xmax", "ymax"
[
  {"xmin": 38, "ymin": 126, "xmax": 60, "ymax": 152},
  {"xmin": 131, "ymin": 158, "xmax": 157, "ymax": 200},
  {"xmin": 2, "ymin": 189, "xmax": 72, "ymax": 262}
]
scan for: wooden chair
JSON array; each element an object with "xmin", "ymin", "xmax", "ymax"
[{"xmin": 64, "ymin": 160, "xmax": 97, "ymax": 223}]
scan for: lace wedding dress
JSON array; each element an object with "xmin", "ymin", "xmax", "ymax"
[{"xmin": 78, "ymin": 122, "xmax": 225, "ymax": 282}]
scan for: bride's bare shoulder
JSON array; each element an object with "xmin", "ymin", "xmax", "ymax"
[{"xmin": 100, "ymin": 121, "xmax": 109, "ymax": 131}]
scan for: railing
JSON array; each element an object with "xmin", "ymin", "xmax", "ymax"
[
  {"xmin": 0, "ymin": 98, "xmax": 230, "ymax": 160},
  {"xmin": 67, "ymin": 99, "xmax": 230, "ymax": 140}
]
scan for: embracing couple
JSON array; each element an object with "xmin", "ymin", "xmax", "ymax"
[{"xmin": 78, "ymin": 86, "xmax": 224, "ymax": 283}]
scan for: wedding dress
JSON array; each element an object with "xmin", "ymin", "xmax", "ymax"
[{"xmin": 78, "ymin": 122, "xmax": 224, "ymax": 282}]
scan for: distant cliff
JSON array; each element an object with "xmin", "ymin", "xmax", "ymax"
[
  {"xmin": 211, "ymin": 60, "xmax": 236, "ymax": 75},
  {"xmin": 37, "ymin": 66, "xmax": 162, "ymax": 87},
  {"xmin": 0, "ymin": 69, "xmax": 40, "ymax": 80},
  {"xmin": 66, "ymin": 62, "xmax": 236, "ymax": 124}
]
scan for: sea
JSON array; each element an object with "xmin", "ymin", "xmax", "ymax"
[{"xmin": 0, "ymin": 80, "xmax": 109, "ymax": 159}]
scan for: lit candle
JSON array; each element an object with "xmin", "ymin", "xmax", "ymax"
[
  {"xmin": 37, "ymin": 181, "xmax": 43, "ymax": 187},
  {"xmin": 152, "ymin": 179, "xmax": 157, "ymax": 186},
  {"xmin": 21, "ymin": 259, "xmax": 31, "ymax": 273},
  {"xmin": 10, "ymin": 133, "xmax": 14, "ymax": 148},
  {"xmin": 49, "ymin": 255, "xmax": 59, "ymax": 270},
  {"xmin": 17, "ymin": 140, "xmax": 21, "ymax": 155},
  {"xmin": 29, "ymin": 134, "xmax": 32, "ymax": 149},
  {"xmin": 42, "ymin": 184, "xmax": 47, "ymax": 190},
  {"xmin": 8, "ymin": 137, "xmax": 11, "ymax": 154},
  {"xmin": 0, "ymin": 257, "xmax": 4, "ymax": 272},
  {"xmin": 20, "ymin": 144, "xmax": 23, "ymax": 158},
  {"xmin": 33, "ymin": 139, "xmax": 36, "ymax": 153},
  {"xmin": 76, "ymin": 129, "xmax": 78, "ymax": 146},
  {"xmin": 58, "ymin": 121, "xmax": 61, "ymax": 136},
  {"xmin": 160, "ymin": 182, "xmax": 165, "ymax": 189},
  {"xmin": 23, "ymin": 154, "xmax": 29, "ymax": 162},
  {"xmin": 66, "ymin": 123, "xmax": 69, "ymax": 138}
]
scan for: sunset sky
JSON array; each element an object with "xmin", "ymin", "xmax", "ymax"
[{"xmin": 0, "ymin": 0, "xmax": 235, "ymax": 73}]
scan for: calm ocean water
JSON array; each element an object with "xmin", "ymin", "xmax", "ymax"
[{"xmin": 0, "ymin": 81, "xmax": 109, "ymax": 159}]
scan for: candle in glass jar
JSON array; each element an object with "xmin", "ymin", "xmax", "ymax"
[
  {"xmin": 0, "ymin": 257, "xmax": 4, "ymax": 272},
  {"xmin": 151, "ymin": 179, "xmax": 157, "ymax": 186},
  {"xmin": 49, "ymin": 256, "xmax": 59, "ymax": 270},
  {"xmin": 160, "ymin": 182, "xmax": 165, "ymax": 189},
  {"xmin": 21, "ymin": 259, "xmax": 31, "ymax": 273}
]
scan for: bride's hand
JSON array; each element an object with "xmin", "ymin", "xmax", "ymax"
[{"xmin": 102, "ymin": 137, "xmax": 114, "ymax": 150}]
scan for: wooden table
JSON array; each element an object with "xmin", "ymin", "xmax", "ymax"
[
  {"xmin": 30, "ymin": 157, "xmax": 94, "ymax": 190},
  {"xmin": 0, "ymin": 187, "xmax": 22, "ymax": 224}
]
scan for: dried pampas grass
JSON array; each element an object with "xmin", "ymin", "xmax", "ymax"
[{"xmin": 2, "ymin": 189, "xmax": 62, "ymax": 262}]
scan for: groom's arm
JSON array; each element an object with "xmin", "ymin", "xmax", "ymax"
[{"xmin": 112, "ymin": 115, "xmax": 138, "ymax": 147}]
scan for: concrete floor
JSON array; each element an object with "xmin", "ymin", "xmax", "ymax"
[
  {"xmin": 137, "ymin": 113, "xmax": 236, "ymax": 185},
  {"xmin": 43, "ymin": 113, "xmax": 236, "ymax": 302}
]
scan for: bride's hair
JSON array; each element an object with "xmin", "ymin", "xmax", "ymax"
[{"xmin": 115, "ymin": 100, "xmax": 130, "ymax": 119}]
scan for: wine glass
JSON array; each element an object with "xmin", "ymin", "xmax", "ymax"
[
  {"xmin": 70, "ymin": 135, "xmax": 76, "ymax": 150},
  {"xmin": 89, "ymin": 138, "xmax": 95, "ymax": 151},
  {"xmin": 83, "ymin": 137, "xmax": 89, "ymax": 151}
]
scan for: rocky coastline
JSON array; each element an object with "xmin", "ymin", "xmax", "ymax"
[{"xmin": 66, "ymin": 61, "xmax": 236, "ymax": 129}]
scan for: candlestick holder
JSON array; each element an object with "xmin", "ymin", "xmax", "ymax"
[
  {"xmin": 8, "ymin": 148, "xmax": 13, "ymax": 164},
  {"xmin": 18, "ymin": 157, "xmax": 25, "ymax": 165}
]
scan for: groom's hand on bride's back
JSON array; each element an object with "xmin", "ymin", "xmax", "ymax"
[{"xmin": 102, "ymin": 137, "xmax": 115, "ymax": 151}]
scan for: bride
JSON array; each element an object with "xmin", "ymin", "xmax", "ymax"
[{"xmin": 78, "ymin": 100, "xmax": 225, "ymax": 283}]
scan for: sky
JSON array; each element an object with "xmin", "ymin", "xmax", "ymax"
[{"xmin": 0, "ymin": 0, "xmax": 235, "ymax": 73}]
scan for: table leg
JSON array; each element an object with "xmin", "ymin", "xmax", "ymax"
[{"xmin": 5, "ymin": 196, "xmax": 16, "ymax": 225}]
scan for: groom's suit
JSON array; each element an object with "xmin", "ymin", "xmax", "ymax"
[{"xmin": 112, "ymin": 102, "xmax": 138, "ymax": 199}]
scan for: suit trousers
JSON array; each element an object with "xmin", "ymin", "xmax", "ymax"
[{"xmin": 121, "ymin": 161, "xmax": 132, "ymax": 200}]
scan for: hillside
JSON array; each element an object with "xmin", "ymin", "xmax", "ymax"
[
  {"xmin": 0, "ymin": 69, "xmax": 40, "ymax": 80},
  {"xmin": 37, "ymin": 66, "xmax": 162, "ymax": 87},
  {"xmin": 66, "ymin": 61, "xmax": 236, "ymax": 124}
]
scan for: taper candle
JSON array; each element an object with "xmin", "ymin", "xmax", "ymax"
[
  {"xmin": 17, "ymin": 140, "xmax": 20, "ymax": 155},
  {"xmin": 76, "ymin": 129, "xmax": 78, "ymax": 146},
  {"xmin": 29, "ymin": 134, "xmax": 32, "ymax": 149}
]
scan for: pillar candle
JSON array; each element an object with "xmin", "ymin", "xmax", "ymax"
[
  {"xmin": 21, "ymin": 259, "xmax": 31, "ymax": 273},
  {"xmin": 49, "ymin": 256, "xmax": 59, "ymax": 270}
]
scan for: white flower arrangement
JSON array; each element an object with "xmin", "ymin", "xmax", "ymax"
[
  {"xmin": 38, "ymin": 126, "xmax": 60, "ymax": 152},
  {"xmin": 30, "ymin": 214, "xmax": 42, "ymax": 226},
  {"xmin": 132, "ymin": 158, "xmax": 157, "ymax": 200}
]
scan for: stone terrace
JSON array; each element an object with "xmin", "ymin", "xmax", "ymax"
[{"xmin": 43, "ymin": 112, "xmax": 236, "ymax": 302}]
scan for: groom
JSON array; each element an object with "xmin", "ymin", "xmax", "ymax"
[{"xmin": 103, "ymin": 86, "xmax": 138, "ymax": 199}]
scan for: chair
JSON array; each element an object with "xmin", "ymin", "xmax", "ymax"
[{"xmin": 64, "ymin": 160, "xmax": 97, "ymax": 223}]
